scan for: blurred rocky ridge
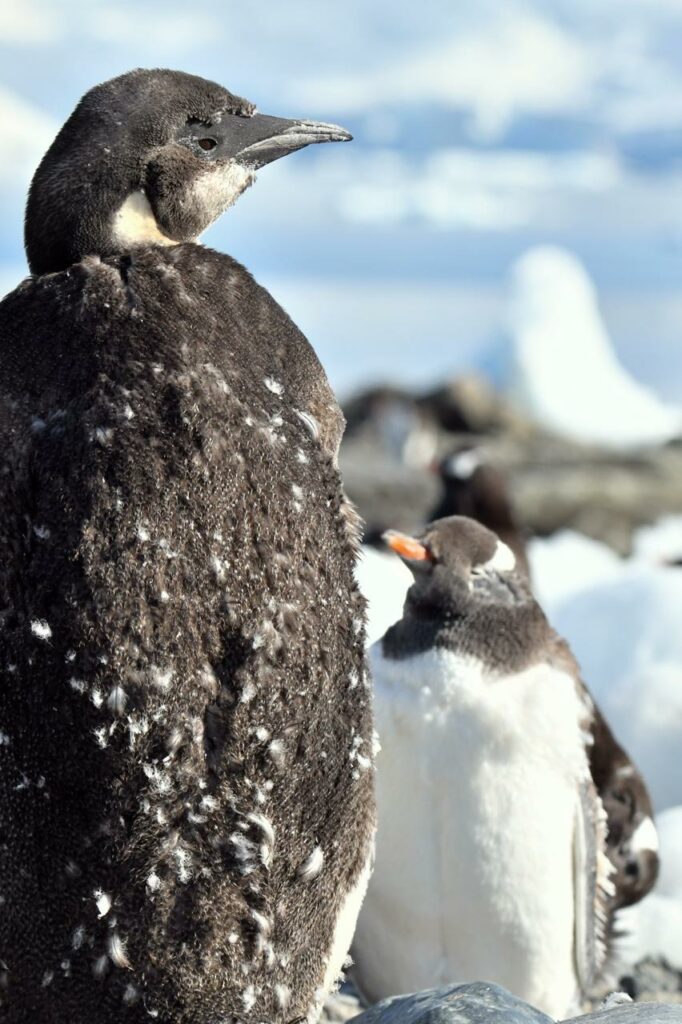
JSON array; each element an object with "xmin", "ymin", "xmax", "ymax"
[
  {"xmin": 340, "ymin": 374, "xmax": 682, "ymax": 556},
  {"xmin": 322, "ymin": 977, "xmax": 682, "ymax": 1024}
]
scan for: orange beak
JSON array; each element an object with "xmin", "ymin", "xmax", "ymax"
[{"xmin": 382, "ymin": 530, "xmax": 432, "ymax": 562}]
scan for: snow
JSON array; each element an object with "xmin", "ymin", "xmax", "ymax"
[
  {"xmin": 632, "ymin": 514, "xmax": 682, "ymax": 566},
  {"xmin": 355, "ymin": 547, "xmax": 412, "ymax": 647},
  {"xmin": 619, "ymin": 806, "xmax": 682, "ymax": 970},
  {"xmin": 528, "ymin": 530, "xmax": 623, "ymax": 609},
  {"xmin": 0, "ymin": 1, "xmax": 60, "ymax": 45},
  {"xmin": 506, "ymin": 247, "xmax": 682, "ymax": 449},
  {"xmin": 531, "ymin": 517, "xmax": 682, "ymax": 815},
  {"xmin": 541, "ymin": 559, "xmax": 682, "ymax": 814}
]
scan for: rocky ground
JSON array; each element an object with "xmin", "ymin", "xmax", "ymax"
[
  {"xmin": 340, "ymin": 375, "xmax": 682, "ymax": 555},
  {"xmin": 322, "ymin": 974, "xmax": 682, "ymax": 1023},
  {"xmin": 621, "ymin": 961, "xmax": 682, "ymax": 1004}
]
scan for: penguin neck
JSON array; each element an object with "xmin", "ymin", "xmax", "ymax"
[
  {"xmin": 23, "ymin": 118, "xmax": 182, "ymax": 275},
  {"xmin": 24, "ymin": 170, "xmax": 180, "ymax": 276},
  {"xmin": 26, "ymin": 162, "xmax": 125, "ymax": 275},
  {"xmin": 383, "ymin": 583, "xmax": 543, "ymax": 673}
]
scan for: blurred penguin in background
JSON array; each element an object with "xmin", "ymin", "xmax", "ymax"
[{"xmin": 431, "ymin": 445, "xmax": 530, "ymax": 576}]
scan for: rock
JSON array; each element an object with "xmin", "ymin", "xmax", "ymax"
[
  {"xmin": 322, "ymin": 979, "xmax": 365, "ymax": 1024},
  {"xmin": 348, "ymin": 982, "xmax": 553, "ymax": 1024},
  {"xmin": 620, "ymin": 959, "xmax": 682, "ymax": 1003},
  {"xmin": 340, "ymin": 388, "xmax": 682, "ymax": 554},
  {"xmin": 418, "ymin": 374, "xmax": 534, "ymax": 438},
  {"xmin": 564, "ymin": 1002, "xmax": 682, "ymax": 1022},
  {"xmin": 342, "ymin": 386, "xmax": 440, "ymax": 469},
  {"xmin": 345, "ymin": 982, "xmax": 682, "ymax": 1024}
]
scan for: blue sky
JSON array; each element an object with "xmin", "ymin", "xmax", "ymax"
[{"xmin": 2, "ymin": 0, "xmax": 682, "ymax": 398}]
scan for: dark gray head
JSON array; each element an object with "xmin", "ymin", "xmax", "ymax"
[
  {"xmin": 382, "ymin": 516, "xmax": 543, "ymax": 667},
  {"xmin": 384, "ymin": 515, "xmax": 523, "ymax": 616},
  {"xmin": 25, "ymin": 68, "xmax": 352, "ymax": 274},
  {"xmin": 433, "ymin": 445, "xmax": 508, "ymax": 522},
  {"xmin": 431, "ymin": 446, "xmax": 530, "ymax": 577}
]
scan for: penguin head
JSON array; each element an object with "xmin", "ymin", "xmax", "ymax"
[
  {"xmin": 25, "ymin": 68, "xmax": 352, "ymax": 274},
  {"xmin": 383, "ymin": 515, "xmax": 521, "ymax": 612},
  {"xmin": 434, "ymin": 446, "xmax": 519, "ymax": 535},
  {"xmin": 438, "ymin": 446, "xmax": 485, "ymax": 484}
]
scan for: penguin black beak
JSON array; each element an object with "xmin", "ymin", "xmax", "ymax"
[
  {"xmin": 382, "ymin": 530, "xmax": 434, "ymax": 574},
  {"xmin": 234, "ymin": 113, "xmax": 352, "ymax": 169}
]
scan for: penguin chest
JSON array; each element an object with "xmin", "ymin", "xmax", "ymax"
[{"xmin": 355, "ymin": 645, "xmax": 591, "ymax": 1016}]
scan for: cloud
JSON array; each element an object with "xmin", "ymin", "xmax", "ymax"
[
  {"xmin": 84, "ymin": 7, "xmax": 222, "ymax": 53},
  {"xmin": 336, "ymin": 149, "xmax": 621, "ymax": 230},
  {"xmin": 285, "ymin": 1, "xmax": 682, "ymax": 142},
  {"xmin": 288, "ymin": 8, "xmax": 596, "ymax": 139},
  {"xmin": 0, "ymin": 86, "xmax": 56, "ymax": 189},
  {"xmin": 0, "ymin": 0, "xmax": 61, "ymax": 45}
]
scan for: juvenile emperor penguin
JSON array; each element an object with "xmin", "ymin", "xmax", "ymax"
[
  {"xmin": 0, "ymin": 70, "xmax": 375, "ymax": 1024},
  {"xmin": 352, "ymin": 516, "xmax": 658, "ymax": 1019},
  {"xmin": 430, "ymin": 446, "xmax": 530, "ymax": 576}
]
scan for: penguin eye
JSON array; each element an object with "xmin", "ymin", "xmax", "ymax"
[{"xmin": 198, "ymin": 138, "xmax": 217, "ymax": 152}]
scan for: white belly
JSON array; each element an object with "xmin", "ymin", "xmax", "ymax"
[{"xmin": 353, "ymin": 645, "xmax": 590, "ymax": 1019}]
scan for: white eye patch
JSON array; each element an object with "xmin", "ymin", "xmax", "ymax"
[
  {"xmin": 445, "ymin": 449, "xmax": 483, "ymax": 480},
  {"xmin": 630, "ymin": 816, "xmax": 659, "ymax": 855},
  {"xmin": 476, "ymin": 540, "xmax": 516, "ymax": 574}
]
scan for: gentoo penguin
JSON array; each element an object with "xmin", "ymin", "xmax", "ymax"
[
  {"xmin": 351, "ymin": 516, "xmax": 658, "ymax": 1019},
  {"xmin": 430, "ymin": 446, "xmax": 530, "ymax": 576},
  {"xmin": 0, "ymin": 70, "xmax": 375, "ymax": 1024}
]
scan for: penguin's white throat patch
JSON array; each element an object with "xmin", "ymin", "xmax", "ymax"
[
  {"xmin": 112, "ymin": 163, "xmax": 255, "ymax": 250},
  {"xmin": 112, "ymin": 191, "xmax": 178, "ymax": 248},
  {"xmin": 191, "ymin": 161, "xmax": 256, "ymax": 222}
]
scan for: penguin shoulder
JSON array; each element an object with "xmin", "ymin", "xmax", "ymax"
[{"xmin": 1, "ymin": 244, "xmax": 343, "ymax": 457}]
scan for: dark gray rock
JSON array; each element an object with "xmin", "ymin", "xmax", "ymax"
[
  {"xmin": 345, "ymin": 983, "xmax": 682, "ymax": 1024},
  {"xmin": 347, "ymin": 982, "xmax": 553, "ymax": 1024},
  {"xmin": 564, "ymin": 1003, "xmax": 682, "ymax": 1022},
  {"xmin": 620, "ymin": 959, "xmax": 682, "ymax": 1003},
  {"xmin": 340, "ymin": 374, "xmax": 682, "ymax": 555}
]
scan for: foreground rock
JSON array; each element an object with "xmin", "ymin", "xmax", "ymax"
[
  {"xmin": 565, "ymin": 1003, "xmax": 682, "ymax": 1022},
  {"xmin": 620, "ymin": 960, "xmax": 682, "ymax": 1004},
  {"xmin": 348, "ymin": 982, "xmax": 552, "ymax": 1023},
  {"xmin": 338, "ymin": 981, "xmax": 682, "ymax": 1024}
]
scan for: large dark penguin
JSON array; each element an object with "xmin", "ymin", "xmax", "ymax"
[
  {"xmin": 352, "ymin": 516, "xmax": 658, "ymax": 1018},
  {"xmin": 0, "ymin": 70, "xmax": 375, "ymax": 1024}
]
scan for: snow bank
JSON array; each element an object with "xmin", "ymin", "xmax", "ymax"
[
  {"xmin": 506, "ymin": 247, "xmax": 682, "ymax": 449},
  {"xmin": 548, "ymin": 564, "xmax": 682, "ymax": 813}
]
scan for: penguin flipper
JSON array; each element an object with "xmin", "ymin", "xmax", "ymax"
[
  {"xmin": 573, "ymin": 776, "xmax": 615, "ymax": 1000},
  {"xmin": 586, "ymin": 703, "xmax": 660, "ymax": 909}
]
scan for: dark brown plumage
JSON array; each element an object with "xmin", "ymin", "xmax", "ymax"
[
  {"xmin": 587, "ymin": 708, "xmax": 659, "ymax": 910},
  {"xmin": 0, "ymin": 70, "xmax": 373, "ymax": 1024}
]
